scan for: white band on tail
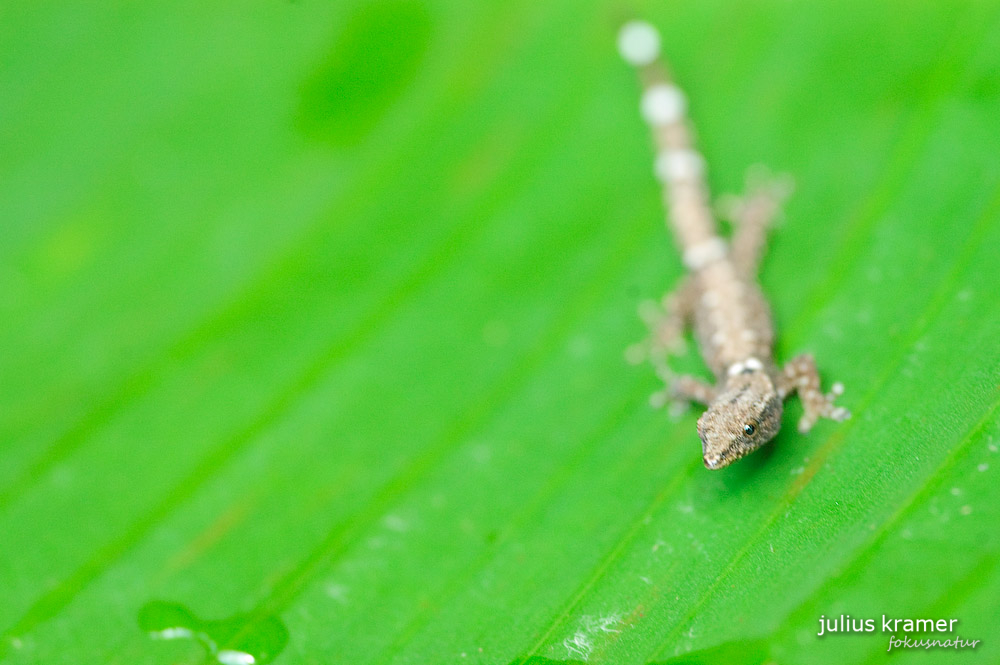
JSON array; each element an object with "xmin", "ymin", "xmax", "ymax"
[
  {"xmin": 655, "ymin": 149, "xmax": 705, "ymax": 183},
  {"xmin": 641, "ymin": 84, "xmax": 686, "ymax": 126},
  {"xmin": 618, "ymin": 21, "xmax": 661, "ymax": 66},
  {"xmin": 682, "ymin": 237, "xmax": 726, "ymax": 269}
]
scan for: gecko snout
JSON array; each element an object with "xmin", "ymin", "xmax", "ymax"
[
  {"xmin": 697, "ymin": 416, "xmax": 736, "ymax": 469},
  {"xmin": 696, "ymin": 376, "xmax": 783, "ymax": 469}
]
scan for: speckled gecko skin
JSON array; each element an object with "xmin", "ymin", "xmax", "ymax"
[{"xmin": 619, "ymin": 21, "xmax": 850, "ymax": 469}]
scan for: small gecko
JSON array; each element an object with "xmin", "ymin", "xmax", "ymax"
[{"xmin": 618, "ymin": 21, "xmax": 850, "ymax": 469}]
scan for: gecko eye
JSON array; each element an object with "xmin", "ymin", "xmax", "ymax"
[{"xmin": 743, "ymin": 422, "xmax": 757, "ymax": 436}]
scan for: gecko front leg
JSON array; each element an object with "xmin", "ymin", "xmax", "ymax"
[
  {"xmin": 650, "ymin": 371, "xmax": 718, "ymax": 411},
  {"xmin": 779, "ymin": 353, "xmax": 851, "ymax": 433},
  {"xmin": 669, "ymin": 374, "xmax": 717, "ymax": 406}
]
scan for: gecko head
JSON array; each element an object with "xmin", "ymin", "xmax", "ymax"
[{"xmin": 697, "ymin": 371, "xmax": 783, "ymax": 469}]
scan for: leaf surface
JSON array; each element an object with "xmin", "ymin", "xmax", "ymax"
[{"xmin": 1, "ymin": 2, "xmax": 999, "ymax": 664}]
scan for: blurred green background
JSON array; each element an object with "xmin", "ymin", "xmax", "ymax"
[{"xmin": 2, "ymin": 1, "xmax": 999, "ymax": 663}]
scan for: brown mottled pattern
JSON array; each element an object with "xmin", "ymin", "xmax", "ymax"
[{"xmin": 622, "ymin": 22, "xmax": 850, "ymax": 469}]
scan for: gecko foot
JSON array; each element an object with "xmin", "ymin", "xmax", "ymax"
[
  {"xmin": 781, "ymin": 354, "xmax": 851, "ymax": 433},
  {"xmin": 625, "ymin": 285, "xmax": 691, "ymax": 370},
  {"xmin": 780, "ymin": 353, "xmax": 851, "ymax": 434},
  {"xmin": 798, "ymin": 397, "xmax": 852, "ymax": 433}
]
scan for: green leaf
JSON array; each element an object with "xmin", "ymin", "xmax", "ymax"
[{"xmin": 2, "ymin": 1, "xmax": 999, "ymax": 664}]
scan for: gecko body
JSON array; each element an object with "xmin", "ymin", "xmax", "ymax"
[{"xmin": 619, "ymin": 21, "xmax": 850, "ymax": 469}]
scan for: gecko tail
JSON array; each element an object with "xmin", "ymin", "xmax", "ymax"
[
  {"xmin": 617, "ymin": 20, "xmax": 662, "ymax": 68},
  {"xmin": 617, "ymin": 19, "xmax": 691, "ymax": 157},
  {"xmin": 617, "ymin": 21, "xmax": 687, "ymax": 128},
  {"xmin": 617, "ymin": 20, "xmax": 724, "ymax": 269}
]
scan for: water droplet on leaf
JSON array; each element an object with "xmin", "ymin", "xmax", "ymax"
[{"xmin": 139, "ymin": 601, "xmax": 288, "ymax": 664}]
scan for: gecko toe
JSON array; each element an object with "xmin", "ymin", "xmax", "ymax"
[
  {"xmin": 797, "ymin": 415, "xmax": 818, "ymax": 433},
  {"xmin": 649, "ymin": 390, "xmax": 669, "ymax": 409},
  {"xmin": 830, "ymin": 406, "xmax": 851, "ymax": 421}
]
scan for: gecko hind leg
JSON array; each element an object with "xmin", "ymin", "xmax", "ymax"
[
  {"xmin": 627, "ymin": 278, "xmax": 709, "ymax": 410},
  {"xmin": 718, "ymin": 165, "xmax": 794, "ymax": 279},
  {"xmin": 626, "ymin": 277, "xmax": 695, "ymax": 370},
  {"xmin": 779, "ymin": 353, "xmax": 851, "ymax": 433}
]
